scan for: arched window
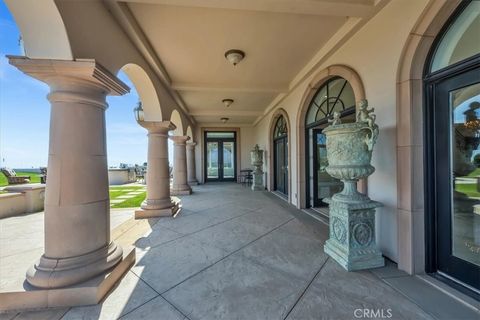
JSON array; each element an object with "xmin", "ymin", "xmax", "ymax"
[
  {"xmin": 305, "ymin": 77, "xmax": 355, "ymax": 127},
  {"xmin": 304, "ymin": 76, "xmax": 356, "ymax": 209},
  {"xmin": 430, "ymin": 1, "xmax": 480, "ymax": 72},
  {"xmin": 273, "ymin": 115, "xmax": 287, "ymax": 139}
]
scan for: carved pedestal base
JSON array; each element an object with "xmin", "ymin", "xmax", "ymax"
[
  {"xmin": 251, "ymin": 171, "xmax": 264, "ymax": 191},
  {"xmin": 323, "ymin": 198, "xmax": 384, "ymax": 271}
]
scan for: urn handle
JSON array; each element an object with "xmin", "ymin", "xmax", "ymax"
[
  {"xmin": 356, "ymin": 100, "xmax": 379, "ymax": 151},
  {"xmin": 365, "ymin": 124, "xmax": 379, "ymax": 151}
]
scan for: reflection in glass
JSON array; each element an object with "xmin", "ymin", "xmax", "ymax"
[
  {"xmin": 451, "ymin": 82, "xmax": 480, "ymax": 267},
  {"xmin": 316, "ymin": 132, "xmax": 343, "ymax": 201},
  {"xmin": 207, "ymin": 142, "xmax": 219, "ymax": 179},
  {"xmin": 223, "ymin": 142, "xmax": 235, "ymax": 178}
]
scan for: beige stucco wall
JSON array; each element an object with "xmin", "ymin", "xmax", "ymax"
[{"xmin": 253, "ymin": 0, "xmax": 431, "ymax": 262}]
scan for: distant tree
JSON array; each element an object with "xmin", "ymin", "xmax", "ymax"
[{"xmin": 474, "ymin": 154, "xmax": 480, "ymax": 167}]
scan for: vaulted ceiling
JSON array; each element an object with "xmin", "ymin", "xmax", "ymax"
[{"xmin": 106, "ymin": 0, "xmax": 387, "ymax": 125}]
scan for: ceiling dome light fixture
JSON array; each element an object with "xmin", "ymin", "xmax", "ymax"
[
  {"xmin": 221, "ymin": 117, "xmax": 229, "ymax": 124},
  {"xmin": 224, "ymin": 49, "xmax": 245, "ymax": 66},
  {"xmin": 222, "ymin": 98, "xmax": 234, "ymax": 108}
]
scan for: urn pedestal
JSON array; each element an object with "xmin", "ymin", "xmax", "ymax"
[
  {"xmin": 323, "ymin": 199, "xmax": 384, "ymax": 271},
  {"xmin": 251, "ymin": 144, "xmax": 264, "ymax": 191},
  {"xmin": 322, "ymin": 102, "xmax": 385, "ymax": 271}
]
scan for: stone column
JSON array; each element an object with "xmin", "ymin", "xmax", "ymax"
[
  {"xmin": 8, "ymin": 57, "xmax": 128, "ymax": 289},
  {"xmin": 186, "ymin": 141, "xmax": 199, "ymax": 185},
  {"xmin": 170, "ymin": 135, "xmax": 192, "ymax": 195},
  {"xmin": 135, "ymin": 121, "xmax": 181, "ymax": 219}
]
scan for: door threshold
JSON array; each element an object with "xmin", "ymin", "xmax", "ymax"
[
  {"xmin": 301, "ymin": 208, "xmax": 329, "ymax": 226},
  {"xmin": 311, "ymin": 207, "xmax": 330, "ymax": 219},
  {"xmin": 417, "ymin": 274, "xmax": 480, "ymax": 310},
  {"xmin": 271, "ymin": 191, "xmax": 288, "ymax": 202}
]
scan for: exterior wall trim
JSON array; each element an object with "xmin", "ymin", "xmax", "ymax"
[{"xmin": 395, "ymin": 0, "xmax": 461, "ymax": 274}]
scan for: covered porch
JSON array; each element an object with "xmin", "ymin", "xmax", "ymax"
[
  {"xmin": 0, "ymin": 0, "xmax": 479, "ymax": 317},
  {"xmin": 1, "ymin": 183, "xmax": 476, "ymax": 319}
]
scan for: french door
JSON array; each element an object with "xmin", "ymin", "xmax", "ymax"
[
  {"xmin": 426, "ymin": 63, "xmax": 480, "ymax": 293},
  {"xmin": 274, "ymin": 136, "xmax": 288, "ymax": 195},
  {"xmin": 312, "ymin": 129, "xmax": 343, "ymax": 207},
  {"xmin": 204, "ymin": 132, "xmax": 236, "ymax": 182}
]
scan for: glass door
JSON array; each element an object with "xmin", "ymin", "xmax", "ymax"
[
  {"xmin": 222, "ymin": 141, "xmax": 235, "ymax": 179},
  {"xmin": 206, "ymin": 142, "xmax": 219, "ymax": 180},
  {"xmin": 432, "ymin": 66, "xmax": 480, "ymax": 291},
  {"xmin": 274, "ymin": 137, "xmax": 288, "ymax": 195},
  {"xmin": 312, "ymin": 129, "xmax": 343, "ymax": 207},
  {"xmin": 204, "ymin": 132, "xmax": 236, "ymax": 182}
]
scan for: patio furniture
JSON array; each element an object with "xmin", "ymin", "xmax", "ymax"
[
  {"xmin": 40, "ymin": 167, "xmax": 47, "ymax": 184},
  {"xmin": 239, "ymin": 169, "xmax": 253, "ymax": 187},
  {"xmin": 135, "ymin": 166, "xmax": 146, "ymax": 184},
  {"xmin": 1, "ymin": 168, "xmax": 30, "ymax": 185}
]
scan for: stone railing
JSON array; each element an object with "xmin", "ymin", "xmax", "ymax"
[{"xmin": 0, "ymin": 184, "xmax": 45, "ymax": 218}]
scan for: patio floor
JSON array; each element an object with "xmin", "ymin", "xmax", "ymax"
[{"xmin": 1, "ymin": 183, "xmax": 479, "ymax": 320}]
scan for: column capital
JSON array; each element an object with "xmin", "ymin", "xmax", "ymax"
[
  {"xmin": 169, "ymin": 135, "xmax": 190, "ymax": 144},
  {"xmin": 8, "ymin": 56, "xmax": 130, "ymax": 96},
  {"xmin": 186, "ymin": 141, "xmax": 197, "ymax": 148},
  {"xmin": 138, "ymin": 120, "xmax": 176, "ymax": 135}
]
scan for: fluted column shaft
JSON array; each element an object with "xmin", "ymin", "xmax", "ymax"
[
  {"xmin": 9, "ymin": 57, "xmax": 128, "ymax": 289},
  {"xmin": 135, "ymin": 121, "xmax": 180, "ymax": 218},
  {"xmin": 186, "ymin": 141, "xmax": 198, "ymax": 185},
  {"xmin": 170, "ymin": 135, "xmax": 192, "ymax": 195}
]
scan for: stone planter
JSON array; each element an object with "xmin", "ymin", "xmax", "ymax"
[
  {"xmin": 323, "ymin": 101, "xmax": 385, "ymax": 271},
  {"xmin": 251, "ymin": 144, "xmax": 264, "ymax": 191}
]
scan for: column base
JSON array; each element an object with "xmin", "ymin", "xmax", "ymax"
[
  {"xmin": 0, "ymin": 247, "xmax": 135, "ymax": 312},
  {"xmin": 26, "ymin": 242, "xmax": 124, "ymax": 289},
  {"xmin": 135, "ymin": 198, "xmax": 182, "ymax": 219},
  {"xmin": 188, "ymin": 180, "xmax": 199, "ymax": 186},
  {"xmin": 171, "ymin": 185, "xmax": 192, "ymax": 195}
]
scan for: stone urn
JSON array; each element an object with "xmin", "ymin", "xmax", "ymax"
[
  {"xmin": 250, "ymin": 144, "xmax": 264, "ymax": 191},
  {"xmin": 323, "ymin": 121, "xmax": 377, "ymax": 204},
  {"xmin": 322, "ymin": 100, "xmax": 385, "ymax": 271}
]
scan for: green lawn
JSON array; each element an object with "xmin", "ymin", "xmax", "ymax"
[
  {"xmin": 0, "ymin": 174, "xmax": 145, "ymax": 208},
  {"xmin": 109, "ymin": 185, "xmax": 146, "ymax": 209},
  {"xmin": 466, "ymin": 168, "xmax": 480, "ymax": 177},
  {"xmin": 456, "ymin": 183, "xmax": 480, "ymax": 198},
  {"xmin": 0, "ymin": 171, "xmax": 42, "ymax": 187}
]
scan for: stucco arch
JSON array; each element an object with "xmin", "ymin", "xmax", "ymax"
[
  {"xmin": 395, "ymin": 0, "xmax": 461, "ymax": 274},
  {"xmin": 268, "ymin": 108, "xmax": 292, "ymax": 203},
  {"xmin": 5, "ymin": 0, "xmax": 72, "ymax": 59},
  {"xmin": 169, "ymin": 110, "xmax": 184, "ymax": 136},
  {"xmin": 186, "ymin": 126, "xmax": 194, "ymax": 142},
  {"xmin": 295, "ymin": 65, "xmax": 366, "ymax": 209},
  {"xmin": 121, "ymin": 63, "xmax": 163, "ymax": 121}
]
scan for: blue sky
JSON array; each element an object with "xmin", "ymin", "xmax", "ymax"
[{"xmin": 0, "ymin": 1, "xmax": 173, "ymax": 169}]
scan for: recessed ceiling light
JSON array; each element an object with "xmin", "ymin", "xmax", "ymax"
[
  {"xmin": 222, "ymin": 99, "xmax": 234, "ymax": 107},
  {"xmin": 224, "ymin": 49, "xmax": 245, "ymax": 66},
  {"xmin": 221, "ymin": 117, "xmax": 229, "ymax": 123}
]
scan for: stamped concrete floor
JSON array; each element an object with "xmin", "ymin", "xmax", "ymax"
[{"xmin": 1, "ymin": 183, "xmax": 479, "ymax": 320}]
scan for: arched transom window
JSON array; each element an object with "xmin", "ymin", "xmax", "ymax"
[
  {"xmin": 305, "ymin": 77, "xmax": 355, "ymax": 126},
  {"xmin": 430, "ymin": 1, "xmax": 480, "ymax": 73},
  {"xmin": 273, "ymin": 115, "xmax": 287, "ymax": 139}
]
